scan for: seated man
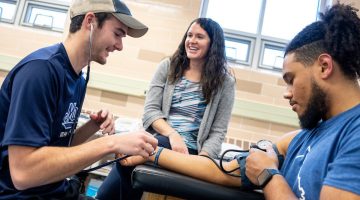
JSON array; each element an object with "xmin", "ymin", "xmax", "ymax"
[{"xmin": 120, "ymin": 3, "xmax": 360, "ymax": 199}]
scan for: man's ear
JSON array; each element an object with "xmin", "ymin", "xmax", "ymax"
[
  {"xmin": 317, "ymin": 53, "xmax": 333, "ymax": 79},
  {"xmin": 83, "ymin": 12, "xmax": 96, "ymax": 31}
]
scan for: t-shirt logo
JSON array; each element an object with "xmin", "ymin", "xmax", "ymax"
[
  {"xmin": 296, "ymin": 145, "xmax": 311, "ymax": 200},
  {"xmin": 62, "ymin": 102, "xmax": 78, "ymax": 130}
]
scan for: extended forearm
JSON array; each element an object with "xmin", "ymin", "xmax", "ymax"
[
  {"xmin": 262, "ymin": 175, "xmax": 298, "ymax": 200},
  {"xmin": 9, "ymin": 136, "xmax": 113, "ymax": 190},
  {"xmin": 149, "ymin": 148, "xmax": 241, "ymax": 187}
]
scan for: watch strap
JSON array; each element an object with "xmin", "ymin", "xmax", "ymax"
[{"xmin": 258, "ymin": 168, "xmax": 280, "ymax": 188}]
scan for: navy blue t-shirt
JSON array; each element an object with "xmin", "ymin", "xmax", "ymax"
[
  {"xmin": 0, "ymin": 43, "xmax": 86, "ymax": 199},
  {"xmin": 281, "ymin": 104, "xmax": 360, "ymax": 199}
]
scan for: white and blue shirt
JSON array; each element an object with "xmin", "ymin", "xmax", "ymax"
[{"xmin": 168, "ymin": 77, "xmax": 206, "ymax": 150}]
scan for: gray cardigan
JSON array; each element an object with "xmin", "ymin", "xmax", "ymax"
[{"xmin": 142, "ymin": 59, "xmax": 235, "ymax": 158}]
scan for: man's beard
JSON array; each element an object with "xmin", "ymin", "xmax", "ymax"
[{"xmin": 299, "ymin": 80, "xmax": 328, "ymax": 129}]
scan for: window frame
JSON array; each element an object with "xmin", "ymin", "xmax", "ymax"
[
  {"xmin": 258, "ymin": 40, "xmax": 287, "ymax": 72},
  {"xmin": 20, "ymin": 0, "xmax": 68, "ymax": 32},
  {"xmin": 0, "ymin": 0, "xmax": 18, "ymax": 24},
  {"xmin": 0, "ymin": 0, "xmax": 70, "ymax": 33},
  {"xmin": 224, "ymin": 33, "xmax": 255, "ymax": 66},
  {"xmin": 200, "ymin": 0, "xmax": 330, "ymax": 73}
]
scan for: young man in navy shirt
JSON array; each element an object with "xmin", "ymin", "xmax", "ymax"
[{"xmin": 0, "ymin": 0, "xmax": 157, "ymax": 199}]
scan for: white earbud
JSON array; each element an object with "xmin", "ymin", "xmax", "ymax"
[{"xmin": 88, "ymin": 23, "xmax": 93, "ymax": 65}]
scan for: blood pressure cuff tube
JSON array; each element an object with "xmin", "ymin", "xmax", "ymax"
[{"xmin": 235, "ymin": 144, "xmax": 284, "ymax": 190}]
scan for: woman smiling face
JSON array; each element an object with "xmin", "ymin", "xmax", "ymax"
[{"xmin": 185, "ymin": 22, "xmax": 211, "ymax": 62}]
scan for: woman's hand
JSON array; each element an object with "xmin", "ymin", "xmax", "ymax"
[{"xmin": 169, "ymin": 132, "xmax": 189, "ymax": 154}]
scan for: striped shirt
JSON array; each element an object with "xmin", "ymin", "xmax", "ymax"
[{"xmin": 168, "ymin": 76, "xmax": 206, "ymax": 150}]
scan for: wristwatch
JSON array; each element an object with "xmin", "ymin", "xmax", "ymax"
[{"xmin": 257, "ymin": 168, "xmax": 280, "ymax": 188}]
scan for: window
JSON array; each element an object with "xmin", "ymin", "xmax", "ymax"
[
  {"xmin": 22, "ymin": 1, "xmax": 68, "ymax": 31},
  {"xmin": 0, "ymin": 0, "xmax": 70, "ymax": 32},
  {"xmin": 260, "ymin": 42, "xmax": 286, "ymax": 71},
  {"xmin": 0, "ymin": 0, "xmax": 17, "ymax": 23},
  {"xmin": 201, "ymin": 0, "xmax": 329, "ymax": 72},
  {"xmin": 225, "ymin": 36, "xmax": 253, "ymax": 65}
]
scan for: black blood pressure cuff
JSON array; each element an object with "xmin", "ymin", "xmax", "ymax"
[
  {"xmin": 235, "ymin": 144, "xmax": 284, "ymax": 190},
  {"xmin": 272, "ymin": 144, "xmax": 284, "ymax": 169},
  {"xmin": 235, "ymin": 151, "xmax": 258, "ymax": 190}
]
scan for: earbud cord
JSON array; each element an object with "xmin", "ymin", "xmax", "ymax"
[
  {"xmin": 67, "ymin": 25, "xmax": 92, "ymax": 146},
  {"xmin": 80, "ymin": 24, "xmax": 127, "ymax": 173},
  {"xmin": 86, "ymin": 24, "xmax": 92, "ymax": 84}
]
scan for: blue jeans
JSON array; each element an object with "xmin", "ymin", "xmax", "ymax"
[{"xmin": 96, "ymin": 135, "xmax": 197, "ymax": 200}]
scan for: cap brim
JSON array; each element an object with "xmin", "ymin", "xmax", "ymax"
[{"xmin": 112, "ymin": 13, "xmax": 148, "ymax": 38}]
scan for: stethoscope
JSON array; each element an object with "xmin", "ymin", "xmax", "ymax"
[
  {"xmin": 67, "ymin": 23, "xmax": 93, "ymax": 147},
  {"xmin": 66, "ymin": 23, "xmax": 131, "ymax": 173}
]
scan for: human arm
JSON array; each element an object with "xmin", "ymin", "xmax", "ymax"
[
  {"xmin": 254, "ymin": 167, "xmax": 360, "ymax": 200},
  {"xmin": 147, "ymin": 147, "xmax": 241, "ymax": 187},
  {"xmin": 3, "ymin": 60, "xmax": 157, "ymax": 190},
  {"xmin": 151, "ymin": 119, "xmax": 188, "ymax": 154},
  {"xmin": 142, "ymin": 59, "xmax": 188, "ymax": 154},
  {"xmin": 8, "ymin": 130, "xmax": 157, "ymax": 190},
  {"xmin": 71, "ymin": 109, "xmax": 115, "ymax": 146},
  {"xmin": 256, "ymin": 153, "xmax": 360, "ymax": 200},
  {"xmin": 120, "ymin": 131, "xmax": 295, "ymax": 188},
  {"xmin": 320, "ymin": 186, "xmax": 360, "ymax": 200},
  {"xmin": 118, "ymin": 146, "xmax": 240, "ymax": 186},
  {"xmin": 142, "ymin": 59, "xmax": 170, "ymax": 130},
  {"xmin": 200, "ymin": 75, "xmax": 235, "ymax": 158},
  {"xmin": 248, "ymin": 127, "xmax": 360, "ymax": 200},
  {"xmin": 244, "ymin": 130, "xmax": 299, "ymax": 199}
]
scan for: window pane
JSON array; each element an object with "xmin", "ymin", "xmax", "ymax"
[
  {"xmin": 262, "ymin": 0, "xmax": 319, "ymax": 40},
  {"xmin": 206, "ymin": 0, "xmax": 262, "ymax": 34},
  {"xmin": 24, "ymin": 3, "xmax": 67, "ymax": 30},
  {"xmin": 261, "ymin": 44, "xmax": 285, "ymax": 70},
  {"xmin": 0, "ymin": 0, "xmax": 17, "ymax": 22},
  {"xmin": 225, "ymin": 38, "xmax": 250, "ymax": 63}
]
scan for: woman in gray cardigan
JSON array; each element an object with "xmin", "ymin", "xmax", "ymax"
[
  {"xmin": 143, "ymin": 57, "xmax": 235, "ymax": 158},
  {"xmin": 97, "ymin": 18, "xmax": 235, "ymax": 200}
]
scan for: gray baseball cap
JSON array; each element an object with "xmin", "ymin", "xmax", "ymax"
[{"xmin": 70, "ymin": 0, "xmax": 148, "ymax": 38}]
